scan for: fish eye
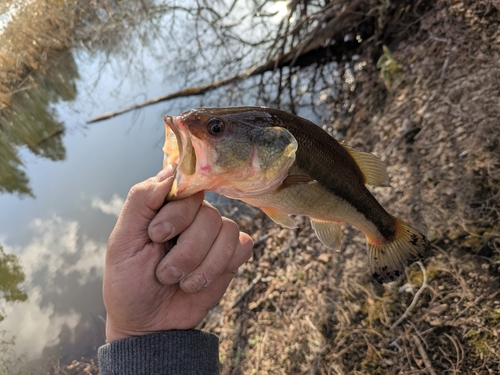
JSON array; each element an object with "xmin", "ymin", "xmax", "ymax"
[{"xmin": 207, "ymin": 117, "xmax": 226, "ymax": 136}]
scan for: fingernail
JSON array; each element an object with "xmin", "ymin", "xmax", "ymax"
[
  {"xmin": 150, "ymin": 221, "xmax": 174, "ymax": 242},
  {"xmin": 158, "ymin": 266, "xmax": 184, "ymax": 285},
  {"xmin": 181, "ymin": 274, "xmax": 208, "ymax": 294},
  {"xmin": 156, "ymin": 164, "xmax": 174, "ymax": 182}
]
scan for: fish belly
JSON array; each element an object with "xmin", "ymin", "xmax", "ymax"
[{"xmin": 242, "ymin": 181, "xmax": 382, "ymax": 241}]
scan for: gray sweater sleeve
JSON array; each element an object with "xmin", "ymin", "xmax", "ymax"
[{"xmin": 98, "ymin": 330, "xmax": 220, "ymax": 375}]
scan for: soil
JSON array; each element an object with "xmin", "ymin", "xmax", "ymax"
[{"xmin": 202, "ymin": 1, "xmax": 500, "ymax": 374}]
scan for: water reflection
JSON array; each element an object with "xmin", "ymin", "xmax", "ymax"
[
  {"xmin": 0, "ymin": 0, "xmax": 174, "ymax": 198},
  {"xmin": 1, "ymin": 214, "xmax": 107, "ymax": 372},
  {"xmin": 0, "ymin": 51, "xmax": 77, "ymax": 197},
  {"xmin": 0, "ymin": 328, "xmax": 25, "ymax": 375}
]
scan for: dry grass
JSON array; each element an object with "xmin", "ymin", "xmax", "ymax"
[
  {"xmin": 49, "ymin": 358, "xmax": 99, "ymax": 375},
  {"xmin": 0, "ymin": 0, "xmax": 140, "ymax": 110},
  {"xmin": 203, "ymin": 0, "xmax": 500, "ymax": 373},
  {"xmin": 0, "ymin": 0, "xmax": 78, "ymax": 109}
]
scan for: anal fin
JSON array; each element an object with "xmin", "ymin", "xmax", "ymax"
[
  {"xmin": 310, "ymin": 219, "xmax": 343, "ymax": 250},
  {"xmin": 261, "ymin": 207, "xmax": 297, "ymax": 228}
]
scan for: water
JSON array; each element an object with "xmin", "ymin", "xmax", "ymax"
[{"xmin": 0, "ymin": 1, "xmax": 345, "ymax": 372}]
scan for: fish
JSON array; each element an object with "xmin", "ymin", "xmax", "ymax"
[{"xmin": 162, "ymin": 106, "xmax": 430, "ymax": 283}]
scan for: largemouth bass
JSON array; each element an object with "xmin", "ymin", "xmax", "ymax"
[{"xmin": 163, "ymin": 106, "xmax": 430, "ymax": 283}]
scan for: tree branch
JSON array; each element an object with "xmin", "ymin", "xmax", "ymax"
[{"xmin": 87, "ymin": 0, "xmax": 364, "ymax": 124}]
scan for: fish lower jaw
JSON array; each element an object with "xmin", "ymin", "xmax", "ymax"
[{"xmin": 168, "ymin": 173, "xmax": 208, "ymax": 200}]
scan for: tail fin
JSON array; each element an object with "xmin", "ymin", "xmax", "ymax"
[{"xmin": 368, "ymin": 219, "xmax": 431, "ymax": 284}]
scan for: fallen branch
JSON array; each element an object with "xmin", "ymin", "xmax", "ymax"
[
  {"xmin": 87, "ymin": 0, "xmax": 364, "ymax": 123},
  {"xmin": 87, "ymin": 67, "xmax": 256, "ymax": 123},
  {"xmin": 412, "ymin": 334, "xmax": 438, "ymax": 375}
]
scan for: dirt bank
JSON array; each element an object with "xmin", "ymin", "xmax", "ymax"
[{"xmin": 204, "ymin": 1, "xmax": 500, "ymax": 374}]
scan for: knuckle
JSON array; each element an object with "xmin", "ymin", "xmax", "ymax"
[
  {"xmin": 127, "ymin": 179, "xmax": 152, "ymax": 201},
  {"xmin": 222, "ymin": 241, "xmax": 236, "ymax": 258},
  {"xmin": 164, "ymin": 244, "xmax": 201, "ymax": 272},
  {"xmin": 221, "ymin": 217, "xmax": 239, "ymax": 232},
  {"xmin": 239, "ymin": 233, "xmax": 254, "ymax": 260},
  {"xmin": 221, "ymin": 218, "xmax": 241, "ymax": 243},
  {"xmin": 200, "ymin": 202, "xmax": 222, "ymax": 225}
]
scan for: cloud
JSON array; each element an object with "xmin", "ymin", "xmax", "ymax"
[
  {"xmin": 17, "ymin": 215, "xmax": 105, "ymax": 286},
  {"xmin": 1, "ymin": 215, "xmax": 106, "ymax": 361},
  {"xmin": 91, "ymin": 193, "xmax": 124, "ymax": 217},
  {"xmin": 1, "ymin": 287, "xmax": 80, "ymax": 362}
]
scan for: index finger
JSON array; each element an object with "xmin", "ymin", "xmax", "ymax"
[{"xmin": 107, "ymin": 165, "xmax": 177, "ymax": 258}]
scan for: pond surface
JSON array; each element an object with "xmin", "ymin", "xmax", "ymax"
[{"xmin": 0, "ymin": 1, "xmax": 346, "ymax": 372}]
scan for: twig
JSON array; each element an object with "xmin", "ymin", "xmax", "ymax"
[
  {"xmin": 253, "ymin": 228, "xmax": 280, "ymax": 246},
  {"xmin": 87, "ymin": 68, "xmax": 255, "ymax": 123},
  {"xmin": 255, "ymin": 328, "xmax": 269, "ymax": 373},
  {"xmin": 389, "ymin": 337, "xmax": 403, "ymax": 352},
  {"xmin": 444, "ymin": 333, "xmax": 462, "ymax": 373},
  {"xmin": 411, "ymin": 334, "xmax": 438, "ymax": 375},
  {"xmin": 391, "ymin": 261, "xmax": 428, "ymax": 330},
  {"xmin": 409, "ymin": 320, "xmax": 428, "ymax": 348},
  {"xmin": 416, "ymin": 55, "xmax": 449, "ymax": 117}
]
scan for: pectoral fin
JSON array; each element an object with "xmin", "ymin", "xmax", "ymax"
[
  {"xmin": 261, "ymin": 207, "xmax": 297, "ymax": 228},
  {"xmin": 310, "ymin": 219, "xmax": 343, "ymax": 250},
  {"xmin": 278, "ymin": 174, "xmax": 316, "ymax": 191},
  {"xmin": 343, "ymin": 145, "xmax": 390, "ymax": 187}
]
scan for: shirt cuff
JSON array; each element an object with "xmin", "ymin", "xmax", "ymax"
[{"xmin": 98, "ymin": 330, "xmax": 219, "ymax": 375}]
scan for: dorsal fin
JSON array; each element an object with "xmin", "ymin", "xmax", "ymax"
[{"xmin": 343, "ymin": 145, "xmax": 390, "ymax": 187}]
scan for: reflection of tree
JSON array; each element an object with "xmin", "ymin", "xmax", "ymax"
[
  {"xmin": 0, "ymin": 245, "xmax": 27, "ymax": 375},
  {"xmin": 0, "ymin": 244, "xmax": 27, "ymax": 321},
  {"xmin": 0, "ymin": 51, "xmax": 77, "ymax": 196},
  {"xmin": 0, "ymin": 0, "xmax": 162, "ymax": 197},
  {"xmin": 0, "ymin": 329, "xmax": 25, "ymax": 375},
  {"xmin": 89, "ymin": 0, "xmax": 430, "ymax": 124}
]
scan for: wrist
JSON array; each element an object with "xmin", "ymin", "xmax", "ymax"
[{"xmin": 105, "ymin": 319, "xmax": 149, "ymax": 343}]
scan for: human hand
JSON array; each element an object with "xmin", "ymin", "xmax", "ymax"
[{"xmin": 103, "ymin": 164, "xmax": 253, "ymax": 343}]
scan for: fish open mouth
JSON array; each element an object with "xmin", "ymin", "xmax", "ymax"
[
  {"xmin": 163, "ymin": 115, "xmax": 197, "ymax": 176},
  {"xmin": 163, "ymin": 115, "xmax": 181, "ymax": 167},
  {"xmin": 163, "ymin": 115, "xmax": 204, "ymax": 199}
]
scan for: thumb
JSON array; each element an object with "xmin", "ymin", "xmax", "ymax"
[{"xmin": 108, "ymin": 165, "xmax": 175, "ymax": 257}]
